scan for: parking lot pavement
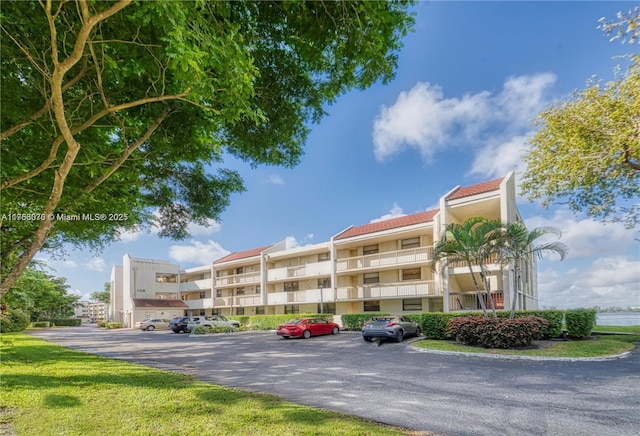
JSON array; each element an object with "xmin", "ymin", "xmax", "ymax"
[{"xmin": 28, "ymin": 326, "xmax": 640, "ymax": 436}]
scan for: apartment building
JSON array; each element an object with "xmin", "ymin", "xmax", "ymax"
[{"xmin": 110, "ymin": 172, "xmax": 537, "ymax": 326}]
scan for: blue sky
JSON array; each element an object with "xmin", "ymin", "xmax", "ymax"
[{"xmin": 39, "ymin": 1, "xmax": 640, "ymax": 310}]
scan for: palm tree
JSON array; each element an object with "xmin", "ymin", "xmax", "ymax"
[
  {"xmin": 497, "ymin": 221, "xmax": 568, "ymax": 318},
  {"xmin": 433, "ymin": 217, "xmax": 504, "ymax": 318}
]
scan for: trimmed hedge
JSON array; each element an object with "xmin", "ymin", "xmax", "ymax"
[
  {"xmin": 41, "ymin": 318, "xmax": 82, "ymax": 327},
  {"xmin": 245, "ymin": 314, "xmax": 333, "ymax": 331},
  {"xmin": 565, "ymin": 308, "xmax": 597, "ymax": 338},
  {"xmin": 0, "ymin": 309, "xmax": 30, "ymax": 333},
  {"xmin": 190, "ymin": 325, "xmax": 209, "ymax": 335},
  {"xmin": 31, "ymin": 321, "xmax": 51, "ymax": 328},
  {"xmin": 341, "ymin": 313, "xmax": 390, "ymax": 331},
  {"xmin": 419, "ymin": 312, "xmax": 476, "ymax": 339},
  {"xmin": 105, "ymin": 322, "xmax": 123, "ymax": 329},
  {"xmin": 446, "ymin": 316, "xmax": 547, "ymax": 348}
]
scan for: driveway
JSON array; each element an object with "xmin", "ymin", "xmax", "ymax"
[{"xmin": 28, "ymin": 326, "xmax": 640, "ymax": 436}]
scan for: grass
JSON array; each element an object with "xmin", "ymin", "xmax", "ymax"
[
  {"xmin": 0, "ymin": 333, "xmax": 412, "ymax": 436},
  {"xmin": 412, "ymin": 325, "xmax": 640, "ymax": 358}
]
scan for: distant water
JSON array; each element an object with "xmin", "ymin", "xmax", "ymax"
[{"xmin": 596, "ymin": 312, "xmax": 640, "ymax": 326}]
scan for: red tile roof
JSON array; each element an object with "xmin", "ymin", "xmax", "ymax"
[
  {"xmin": 214, "ymin": 245, "xmax": 273, "ymax": 264},
  {"xmin": 446, "ymin": 177, "xmax": 504, "ymax": 200},
  {"xmin": 132, "ymin": 299, "xmax": 188, "ymax": 308},
  {"xmin": 334, "ymin": 209, "xmax": 439, "ymax": 240}
]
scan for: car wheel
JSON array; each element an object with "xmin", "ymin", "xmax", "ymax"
[
  {"xmin": 185, "ymin": 328, "xmax": 191, "ymax": 334},
  {"xmin": 395, "ymin": 329, "xmax": 405, "ymax": 343},
  {"xmin": 363, "ymin": 336, "xmax": 372, "ymax": 342},
  {"xmin": 302, "ymin": 330, "xmax": 311, "ymax": 339},
  {"xmin": 331, "ymin": 326, "xmax": 339, "ymax": 335},
  {"xmin": 147, "ymin": 325, "xmax": 155, "ymax": 331}
]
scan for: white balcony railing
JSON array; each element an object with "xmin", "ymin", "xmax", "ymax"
[
  {"xmin": 267, "ymin": 288, "xmax": 335, "ymax": 305},
  {"xmin": 179, "ymin": 278, "xmax": 212, "ymax": 292},
  {"xmin": 183, "ymin": 298, "xmax": 214, "ymax": 310},
  {"xmin": 335, "ymin": 281, "xmax": 437, "ymax": 300},
  {"xmin": 234, "ymin": 294, "xmax": 262, "ymax": 306},
  {"xmin": 336, "ymin": 247, "xmax": 433, "ymax": 272},
  {"xmin": 267, "ymin": 260, "xmax": 331, "ymax": 282},
  {"xmin": 449, "ymin": 291, "xmax": 504, "ymax": 311},
  {"xmin": 214, "ymin": 271, "xmax": 261, "ymax": 287}
]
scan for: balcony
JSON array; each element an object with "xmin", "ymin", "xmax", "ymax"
[
  {"xmin": 214, "ymin": 271, "xmax": 261, "ymax": 288},
  {"xmin": 449, "ymin": 291, "xmax": 504, "ymax": 311},
  {"xmin": 267, "ymin": 288, "xmax": 335, "ymax": 305},
  {"xmin": 335, "ymin": 281, "xmax": 438, "ymax": 300},
  {"xmin": 179, "ymin": 278, "xmax": 212, "ymax": 292},
  {"xmin": 267, "ymin": 260, "xmax": 331, "ymax": 282},
  {"xmin": 336, "ymin": 247, "xmax": 433, "ymax": 273},
  {"xmin": 214, "ymin": 295, "xmax": 263, "ymax": 307},
  {"xmin": 183, "ymin": 298, "xmax": 214, "ymax": 310}
]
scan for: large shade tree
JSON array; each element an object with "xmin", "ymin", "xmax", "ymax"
[{"xmin": 0, "ymin": 0, "xmax": 415, "ymax": 296}]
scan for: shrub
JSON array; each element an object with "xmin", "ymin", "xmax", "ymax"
[
  {"xmin": 42, "ymin": 318, "xmax": 82, "ymax": 327},
  {"xmin": 420, "ymin": 312, "xmax": 475, "ymax": 339},
  {"xmin": 212, "ymin": 325, "xmax": 238, "ymax": 334},
  {"xmin": 30, "ymin": 321, "xmax": 50, "ymax": 328},
  {"xmin": 105, "ymin": 322, "xmax": 123, "ymax": 329},
  {"xmin": 446, "ymin": 316, "xmax": 548, "ymax": 349},
  {"xmin": 565, "ymin": 309, "xmax": 597, "ymax": 339},
  {"xmin": 97, "ymin": 321, "xmax": 107, "ymax": 327},
  {"xmin": 246, "ymin": 314, "xmax": 333, "ymax": 331},
  {"xmin": 0, "ymin": 309, "xmax": 30, "ymax": 333},
  {"xmin": 190, "ymin": 325, "xmax": 209, "ymax": 335},
  {"xmin": 340, "ymin": 313, "xmax": 390, "ymax": 331}
]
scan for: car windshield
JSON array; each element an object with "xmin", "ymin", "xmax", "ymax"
[{"xmin": 286, "ymin": 319, "xmax": 302, "ymax": 324}]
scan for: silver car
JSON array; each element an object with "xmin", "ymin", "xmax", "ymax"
[
  {"xmin": 139, "ymin": 318, "xmax": 171, "ymax": 331},
  {"xmin": 362, "ymin": 315, "xmax": 421, "ymax": 343}
]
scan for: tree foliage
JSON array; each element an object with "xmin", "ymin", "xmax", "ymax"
[
  {"xmin": 0, "ymin": 0, "xmax": 415, "ymax": 296},
  {"xmin": 520, "ymin": 56, "xmax": 640, "ymax": 228},
  {"xmin": 496, "ymin": 222, "xmax": 568, "ymax": 318},
  {"xmin": 91, "ymin": 283, "xmax": 110, "ymax": 304},
  {"xmin": 0, "ymin": 263, "xmax": 80, "ymax": 321},
  {"xmin": 433, "ymin": 217, "xmax": 568, "ymax": 319}
]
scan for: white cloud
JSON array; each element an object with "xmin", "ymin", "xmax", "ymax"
[
  {"xmin": 284, "ymin": 234, "xmax": 315, "ymax": 249},
  {"xmin": 187, "ymin": 219, "xmax": 222, "ymax": 236},
  {"xmin": 371, "ymin": 203, "xmax": 405, "ymax": 223},
  {"xmin": 469, "ymin": 135, "xmax": 529, "ymax": 179},
  {"xmin": 538, "ymin": 256, "xmax": 640, "ymax": 309},
  {"xmin": 168, "ymin": 240, "xmax": 230, "ymax": 265},
  {"xmin": 265, "ymin": 174, "xmax": 284, "ymax": 185},
  {"xmin": 525, "ymin": 210, "xmax": 636, "ymax": 259},
  {"xmin": 372, "ymin": 73, "xmax": 557, "ymax": 179},
  {"xmin": 85, "ymin": 257, "xmax": 106, "ymax": 272}
]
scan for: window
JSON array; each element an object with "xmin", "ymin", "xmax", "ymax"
[
  {"xmin": 235, "ymin": 288, "xmax": 245, "ymax": 295},
  {"xmin": 318, "ymin": 302, "xmax": 336, "ymax": 314},
  {"xmin": 236, "ymin": 267, "xmax": 243, "ymax": 274},
  {"xmin": 235, "ymin": 307, "xmax": 245, "ymax": 315},
  {"xmin": 364, "ymin": 300, "xmax": 380, "ymax": 312},
  {"xmin": 318, "ymin": 252, "xmax": 330, "ymax": 262},
  {"xmin": 284, "ymin": 281, "xmax": 299, "ymax": 292},
  {"xmin": 256, "ymin": 306, "xmax": 265, "ymax": 315},
  {"xmin": 155, "ymin": 273, "xmax": 177, "ymax": 283},
  {"xmin": 318, "ymin": 277, "xmax": 331, "ymax": 288},
  {"xmin": 212, "ymin": 309, "xmax": 221, "ymax": 315},
  {"xmin": 363, "ymin": 272, "xmax": 379, "ymax": 284},
  {"xmin": 403, "ymin": 299, "xmax": 422, "ymax": 311},
  {"xmin": 401, "ymin": 237, "xmax": 420, "ymax": 249},
  {"xmin": 199, "ymin": 292, "xmax": 206, "ymax": 299},
  {"xmin": 216, "ymin": 290, "xmax": 222, "ymax": 297},
  {"xmin": 255, "ymin": 285, "xmax": 261, "ymax": 294},
  {"xmin": 284, "ymin": 305, "xmax": 300, "ymax": 314},
  {"xmin": 402, "ymin": 268, "xmax": 421, "ymax": 281},
  {"xmin": 363, "ymin": 244, "xmax": 379, "ymax": 255}
]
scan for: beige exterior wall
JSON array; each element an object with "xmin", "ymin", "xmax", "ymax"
[{"xmin": 110, "ymin": 173, "xmax": 536, "ymax": 321}]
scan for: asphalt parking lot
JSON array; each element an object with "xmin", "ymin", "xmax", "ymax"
[{"xmin": 28, "ymin": 325, "xmax": 640, "ymax": 436}]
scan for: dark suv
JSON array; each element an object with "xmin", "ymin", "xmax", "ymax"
[{"xmin": 170, "ymin": 317, "xmax": 191, "ymax": 333}]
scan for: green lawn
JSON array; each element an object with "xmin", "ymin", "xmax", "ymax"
[
  {"xmin": 412, "ymin": 326, "xmax": 640, "ymax": 358},
  {"xmin": 0, "ymin": 333, "xmax": 412, "ymax": 436}
]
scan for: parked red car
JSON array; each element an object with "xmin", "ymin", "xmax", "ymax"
[{"xmin": 276, "ymin": 318, "xmax": 340, "ymax": 339}]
